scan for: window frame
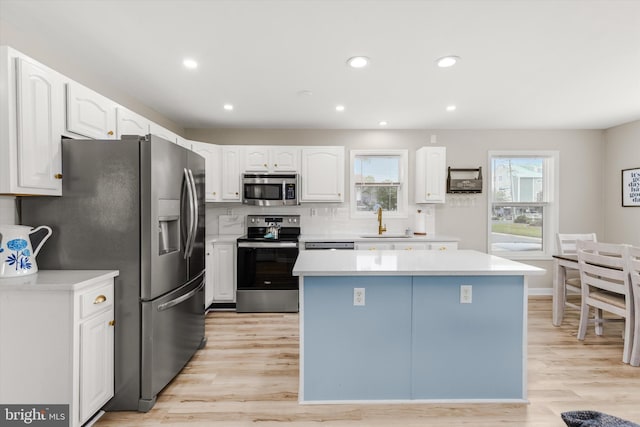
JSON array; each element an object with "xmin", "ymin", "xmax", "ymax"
[
  {"xmin": 349, "ymin": 149, "xmax": 409, "ymax": 219},
  {"xmin": 487, "ymin": 150, "xmax": 559, "ymax": 260}
]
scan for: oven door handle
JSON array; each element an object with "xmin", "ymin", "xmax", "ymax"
[{"xmin": 238, "ymin": 241, "xmax": 298, "ymax": 248}]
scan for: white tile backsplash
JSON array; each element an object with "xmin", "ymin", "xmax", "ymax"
[
  {"xmin": 205, "ymin": 203, "xmax": 437, "ymax": 236},
  {"xmin": 0, "ymin": 197, "xmax": 17, "ymax": 225}
]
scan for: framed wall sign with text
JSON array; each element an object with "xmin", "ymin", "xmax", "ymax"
[{"xmin": 622, "ymin": 167, "xmax": 640, "ymax": 207}]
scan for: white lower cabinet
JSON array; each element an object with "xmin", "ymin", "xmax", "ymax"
[
  {"xmin": 428, "ymin": 242, "xmax": 458, "ymax": 251},
  {"xmin": 206, "ymin": 240, "xmax": 236, "ymax": 305},
  {"xmin": 355, "ymin": 242, "xmax": 393, "ymax": 250},
  {"xmin": 354, "ymin": 241, "xmax": 458, "ymax": 251},
  {"xmin": 393, "ymin": 242, "xmax": 429, "ymax": 251},
  {"xmin": 0, "ymin": 271, "xmax": 117, "ymax": 427}
]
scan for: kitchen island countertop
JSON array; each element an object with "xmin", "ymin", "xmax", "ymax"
[{"xmin": 293, "ymin": 249, "xmax": 545, "ymax": 277}]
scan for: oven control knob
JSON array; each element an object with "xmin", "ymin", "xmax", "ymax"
[{"xmin": 250, "ymin": 218, "xmax": 256, "ymax": 223}]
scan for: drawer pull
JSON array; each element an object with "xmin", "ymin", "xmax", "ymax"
[
  {"xmin": 109, "ymin": 320, "xmax": 116, "ymax": 326},
  {"xmin": 93, "ymin": 295, "xmax": 107, "ymax": 304}
]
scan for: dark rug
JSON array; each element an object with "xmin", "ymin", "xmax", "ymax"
[{"xmin": 561, "ymin": 411, "xmax": 640, "ymax": 427}]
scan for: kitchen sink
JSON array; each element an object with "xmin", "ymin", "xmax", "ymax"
[{"xmin": 360, "ymin": 233, "xmax": 411, "ymax": 238}]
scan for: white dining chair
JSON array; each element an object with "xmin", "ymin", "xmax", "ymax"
[
  {"xmin": 576, "ymin": 240, "xmax": 632, "ymax": 364},
  {"xmin": 555, "ymin": 233, "xmax": 597, "ymax": 323},
  {"xmin": 627, "ymin": 245, "xmax": 640, "ymax": 367}
]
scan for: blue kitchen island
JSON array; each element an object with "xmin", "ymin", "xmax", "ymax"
[{"xmin": 292, "ymin": 249, "xmax": 545, "ymax": 404}]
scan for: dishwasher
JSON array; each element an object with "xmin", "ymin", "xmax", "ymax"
[{"xmin": 304, "ymin": 241, "xmax": 355, "ymax": 250}]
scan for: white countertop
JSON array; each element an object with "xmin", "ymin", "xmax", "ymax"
[
  {"xmin": 206, "ymin": 234, "xmax": 242, "ymax": 244},
  {"xmin": 299, "ymin": 234, "xmax": 460, "ymax": 243},
  {"xmin": 293, "ymin": 249, "xmax": 545, "ymax": 276},
  {"xmin": 0, "ymin": 270, "xmax": 119, "ymax": 291}
]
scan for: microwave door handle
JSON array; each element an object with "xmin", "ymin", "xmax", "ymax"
[
  {"xmin": 187, "ymin": 168, "xmax": 198, "ymax": 257},
  {"xmin": 282, "ymin": 181, "xmax": 286, "ymax": 205}
]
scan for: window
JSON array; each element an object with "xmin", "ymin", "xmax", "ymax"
[
  {"xmin": 487, "ymin": 151, "xmax": 559, "ymax": 259},
  {"xmin": 350, "ymin": 150, "xmax": 408, "ymax": 218}
]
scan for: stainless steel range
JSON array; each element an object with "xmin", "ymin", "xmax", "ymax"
[{"xmin": 236, "ymin": 214, "xmax": 300, "ymax": 312}]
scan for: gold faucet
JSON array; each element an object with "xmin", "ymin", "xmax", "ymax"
[{"xmin": 377, "ymin": 206, "xmax": 387, "ymax": 235}]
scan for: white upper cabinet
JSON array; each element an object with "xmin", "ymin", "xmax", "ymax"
[
  {"xmin": 191, "ymin": 140, "xmax": 222, "ymax": 202},
  {"xmin": 66, "ymin": 82, "xmax": 117, "ymax": 139},
  {"xmin": 300, "ymin": 147, "xmax": 345, "ymax": 202},
  {"xmin": 0, "ymin": 46, "xmax": 64, "ymax": 195},
  {"xmin": 415, "ymin": 146, "xmax": 446, "ymax": 204},
  {"xmin": 221, "ymin": 146, "xmax": 241, "ymax": 200},
  {"xmin": 244, "ymin": 146, "xmax": 299, "ymax": 172},
  {"xmin": 149, "ymin": 122, "xmax": 178, "ymax": 144},
  {"xmin": 175, "ymin": 136, "xmax": 192, "ymax": 150},
  {"xmin": 116, "ymin": 106, "xmax": 150, "ymax": 138}
]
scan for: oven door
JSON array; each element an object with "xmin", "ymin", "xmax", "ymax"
[{"xmin": 237, "ymin": 241, "xmax": 299, "ymax": 290}]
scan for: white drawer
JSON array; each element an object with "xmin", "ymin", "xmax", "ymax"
[
  {"xmin": 429, "ymin": 242, "xmax": 458, "ymax": 251},
  {"xmin": 80, "ymin": 280, "xmax": 114, "ymax": 319}
]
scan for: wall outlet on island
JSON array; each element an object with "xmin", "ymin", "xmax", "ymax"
[
  {"xmin": 354, "ymin": 288, "xmax": 365, "ymax": 306},
  {"xmin": 460, "ymin": 285, "xmax": 472, "ymax": 304}
]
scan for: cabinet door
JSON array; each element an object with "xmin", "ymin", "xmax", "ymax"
[
  {"xmin": 393, "ymin": 243, "xmax": 428, "ymax": 251},
  {"xmin": 221, "ymin": 147, "xmax": 241, "ymax": 200},
  {"xmin": 66, "ymin": 82, "xmax": 116, "ymax": 139},
  {"xmin": 79, "ymin": 310, "xmax": 114, "ymax": 424},
  {"xmin": 429, "ymin": 242, "xmax": 458, "ymax": 251},
  {"xmin": 213, "ymin": 243, "xmax": 235, "ymax": 302},
  {"xmin": 355, "ymin": 242, "xmax": 393, "ymax": 250},
  {"xmin": 415, "ymin": 147, "xmax": 446, "ymax": 203},
  {"xmin": 205, "ymin": 242, "xmax": 215, "ymax": 308},
  {"xmin": 149, "ymin": 122, "xmax": 178, "ymax": 144},
  {"xmin": 116, "ymin": 106, "xmax": 150, "ymax": 138},
  {"xmin": 272, "ymin": 147, "xmax": 298, "ymax": 172},
  {"xmin": 244, "ymin": 146, "xmax": 270, "ymax": 172},
  {"xmin": 301, "ymin": 147, "xmax": 345, "ymax": 202},
  {"xmin": 15, "ymin": 57, "xmax": 63, "ymax": 193},
  {"xmin": 192, "ymin": 141, "xmax": 222, "ymax": 202}
]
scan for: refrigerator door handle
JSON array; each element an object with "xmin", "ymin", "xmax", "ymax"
[
  {"xmin": 182, "ymin": 168, "xmax": 196, "ymax": 259},
  {"xmin": 180, "ymin": 168, "xmax": 190, "ymax": 257},
  {"xmin": 187, "ymin": 168, "xmax": 198, "ymax": 257},
  {"xmin": 157, "ymin": 279, "xmax": 205, "ymax": 312}
]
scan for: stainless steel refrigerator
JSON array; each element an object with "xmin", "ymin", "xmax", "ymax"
[{"xmin": 20, "ymin": 135, "xmax": 206, "ymax": 412}]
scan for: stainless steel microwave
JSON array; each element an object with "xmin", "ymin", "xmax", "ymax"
[{"xmin": 242, "ymin": 173, "xmax": 299, "ymax": 206}]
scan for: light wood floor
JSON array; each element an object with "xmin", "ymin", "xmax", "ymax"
[{"xmin": 96, "ymin": 297, "xmax": 640, "ymax": 426}]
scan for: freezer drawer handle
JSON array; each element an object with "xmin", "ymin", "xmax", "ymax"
[
  {"xmin": 157, "ymin": 280, "xmax": 205, "ymax": 312},
  {"xmin": 93, "ymin": 295, "xmax": 107, "ymax": 304}
]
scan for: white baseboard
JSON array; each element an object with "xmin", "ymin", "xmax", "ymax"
[{"xmin": 528, "ymin": 288, "xmax": 552, "ymax": 296}]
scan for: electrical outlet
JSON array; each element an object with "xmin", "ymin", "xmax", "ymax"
[
  {"xmin": 460, "ymin": 285, "xmax": 472, "ymax": 304},
  {"xmin": 354, "ymin": 288, "xmax": 365, "ymax": 306}
]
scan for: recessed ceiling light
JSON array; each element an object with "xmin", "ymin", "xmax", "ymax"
[
  {"xmin": 379, "ymin": 121, "xmax": 388, "ymax": 126},
  {"xmin": 446, "ymin": 105, "xmax": 457, "ymax": 112},
  {"xmin": 223, "ymin": 104, "xmax": 234, "ymax": 111},
  {"xmin": 347, "ymin": 56, "xmax": 370, "ymax": 68},
  {"xmin": 335, "ymin": 105, "xmax": 345, "ymax": 112},
  {"xmin": 183, "ymin": 58, "xmax": 198, "ymax": 69},
  {"xmin": 436, "ymin": 56, "xmax": 460, "ymax": 68},
  {"xmin": 297, "ymin": 90, "xmax": 313, "ymax": 97}
]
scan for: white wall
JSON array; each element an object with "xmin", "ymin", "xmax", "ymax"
[
  {"xmin": 604, "ymin": 120, "xmax": 640, "ymax": 246},
  {"xmin": 188, "ymin": 128, "xmax": 606, "ymax": 290},
  {"xmin": 0, "ymin": 196, "xmax": 16, "ymax": 224}
]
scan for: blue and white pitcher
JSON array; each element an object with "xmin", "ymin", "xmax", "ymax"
[{"xmin": 0, "ymin": 225, "xmax": 52, "ymax": 278}]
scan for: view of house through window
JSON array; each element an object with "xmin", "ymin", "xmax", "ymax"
[
  {"xmin": 489, "ymin": 155, "xmax": 554, "ymax": 255},
  {"xmin": 354, "ymin": 155, "xmax": 400, "ymax": 212},
  {"xmin": 350, "ymin": 150, "xmax": 408, "ymax": 218}
]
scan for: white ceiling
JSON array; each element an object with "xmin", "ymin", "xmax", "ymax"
[{"xmin": 1, "ymin": 0, "xmax": 639, "ymax": 130}]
